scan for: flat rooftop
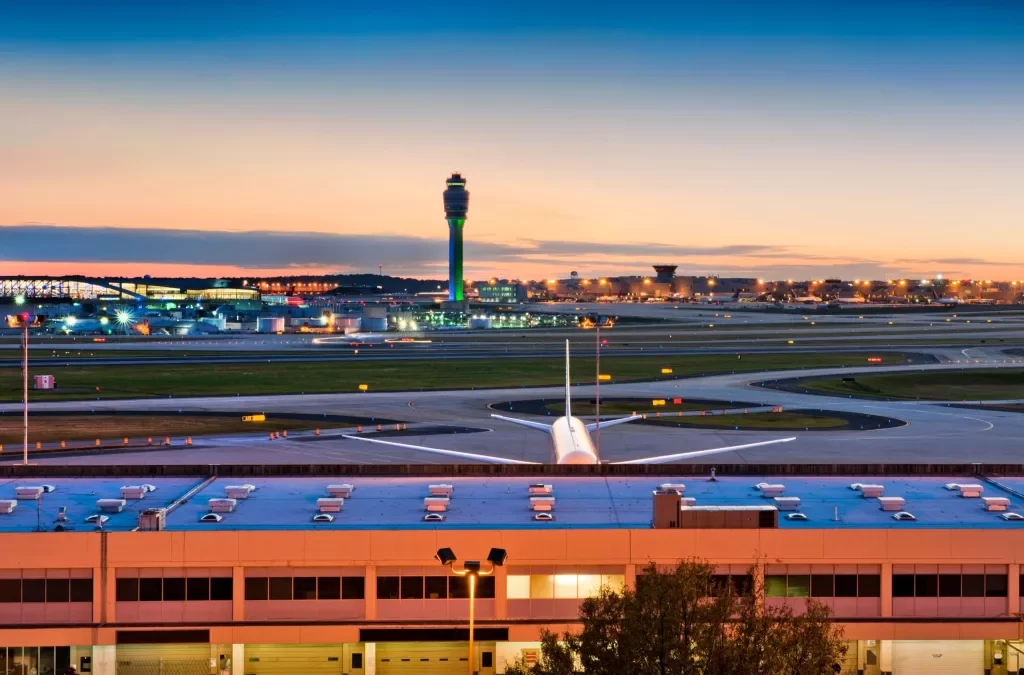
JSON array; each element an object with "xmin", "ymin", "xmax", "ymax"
[{"xmin": 1, "ymin": 474, "xmax": 1023, "ymax": 533}]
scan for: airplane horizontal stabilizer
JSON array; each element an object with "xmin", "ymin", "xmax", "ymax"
[
  {"xmin": 584, "ymin": 415, "xmax": 642, "ymax": 433},
  {"xmin": 611, "ymin": 437, "xmax": 796, "ymax": 465},
  {"xmin": 343, "ymin": 435, "xmax": 537, "ymax": 464},
  {"xmin": 489, "ymin": 414, "xmax": 553, "ymax": 433}
]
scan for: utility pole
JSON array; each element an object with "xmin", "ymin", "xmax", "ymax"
[{"xmin": 595, "ymin": 324, "xmax": 601, "ymax": 454}]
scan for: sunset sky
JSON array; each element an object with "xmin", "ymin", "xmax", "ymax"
[{"xmin": 2, "ymin": 1, "xmax": 1022, "ymax": 280}]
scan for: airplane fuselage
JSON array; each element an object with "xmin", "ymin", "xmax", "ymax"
[{"xmin": 550, "ymin": 416, "xmax": 600, "ymax": 464}]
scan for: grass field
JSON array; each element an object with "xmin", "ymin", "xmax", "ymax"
[
  {"xmin": 643, "ymin": 411, "xmax": 847, "ymax": 430},
  {"xmin": 0, "ymin": 352, "xmax": 910, "ymax": 402},
  {"xmin": 0, "ymin": 414, "xmax": 347, "ymax": 444},
  {"xmin": 801, "ymin": 369, "xmax": 1024, "ymax": 400}
]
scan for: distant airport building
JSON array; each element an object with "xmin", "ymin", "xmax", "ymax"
[
  {"xmin": 443, "ymin": 173, "xmax": 470, "ymax": 302},
  {"xmin": 478, "ymin": 280, "xmax": 527, "ymax": 304}
]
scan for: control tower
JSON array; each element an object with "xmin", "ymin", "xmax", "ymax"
[{"xmin": 443, "ymin": 173, "xmax": 470, "ymax": 302}]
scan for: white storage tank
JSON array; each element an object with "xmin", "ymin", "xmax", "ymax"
[
  {"xmin": 361, "ymin": 316, "xmax": 387, "ymax": 332},
  {"xmin": 256, "ymin": 316, "xmax": 285, "ymax": 333},
  {"xmin": 468, "ymin": 316, "xmax": 492, "ymax": 329},
  {"xmin": 334, "ymin": 316, "xmax": 361, "ymax": 332}
]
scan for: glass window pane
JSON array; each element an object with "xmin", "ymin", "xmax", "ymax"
[
  {"xmin": 425, "ymin": 577, "xmax": 448, "ymax": 600},
  {"xmin": 116, "ymin": 578, "xmax": 139, "ymax": 602},
  {"xmin": 376, "ymin": 577, "xmax": 400, "ymax": 600},
  {"xmin": 23, "ymin": 579, "xmax": 46, "ymax": 603},
  {"xmin": 530, "ymin": 575, "xmax": 554, "ymax": 599},
  {"xmin": 449, "ymin": 576, "xmax": 469, "ymax": 599},
  {"xmin": 477, "ymin": 576, "xmax": 495, "ymax": 599},
  {"xmin": 268, "ymin": 577, "xmax": 292, "ymax": 600},
  {"xmin": 186, "ymin": 578, "xmax": 210, "ymax": 602},
  {"xmin": 163, "ymin": 578, "xmax": 185, "ymax": 602},
  {"xmin": 211, "ymin": 577, "xmax": 233, "ymax": 601},
  {"xmin": 602, "ymin": 574, "xmax": 625, "ymax": 594},
  {"xmin": 786, "ymin": 575, "xmax": 810, "ymax": 598},
  {"xmin": 342, "ymin": 577, "xmax": 365, "ymax": 600},
  {"xmin": 858, "ymin": 575, "xmax": 881, "ymax": 598},
  {"xmin": 317, "ymin": 577, "xmax": 340, "ymax": 600},
  {"xmin": 577, "ymin": 575, "xmax": 602, "ymax": 599},
  {"xmin": 139, "ymin": 578, "xmax": 162, "ymax": 602},
  {"xmin": 732, "ymin": 575, "xmax": 753, "ymax": 597},
  {"xmin": 293, "ymin": 577, "xmax": 317, "ymax": 600},
  {"xmin": 962, "ymin": 574, "xmax": 985, "ymax": 597},
  {"xmin": 0, "ymin": 579, "xmax": 22, "ymax": 603},
  {"xmin": 834, "ymin": 575, "xmax": 857, "ymax": 597},
  {"xmin": 892, "ymin": 575, "xmax": 915, "ymax": 597},
  {"xmin": 987, "ymin": 574, "xmax": 1008, "ymax": 598},
  {"xmin": 764, "ymin": 575, "xmax": 787, "ymax": 598},
  {"xmin": 810, "ymin": 575, "xmax": 834, "ymax": 597},
  {"xmin": 915, "ymin": 575, "xmax": 938, "ymax": 598},
  {"xmin": 554, "ymin": 574, "xmax": 578, "ymax": 599},
  {"xmin": 400, "ymin": 577, "xmax": 424, "ymax": 600},
  {"xmin": 939, "ymin": 575, "xmax": 961, "ymax": 597},
  {"xmin": 39, "ymin": 648, "xmax": 54, "ymax": 675},
  {"xmin": 244, "ymin": 577, "xmax": 268, "ymax": 601},
  {"xmin": 70, "ymin": 578, "xmax": 93, "ymax": 603},
  {"xmin": 46, "ymin": 579, "xmax": 70, "ymax": 603}
]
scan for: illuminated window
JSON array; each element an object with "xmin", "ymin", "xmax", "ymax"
[
  {"xmin": 507, "ymin": 575, "xmax": 530, "ymax": 599},
  {"xmin": 576, "ymin": 575, "xmax": 601, "ymax": 598},
  {"xmin": 530, "ymin": 574, "xmax": 554, "ymax": 599},
  {"xmin": 601, "ymin": 574, "xmax": 625, "ymax": 594},
  {"xmin": 554, "ymin": 575, "xmax": 578, "ymax": 599}
]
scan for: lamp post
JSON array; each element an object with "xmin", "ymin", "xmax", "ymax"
[
  {"xmin": 21, "ymin": 313, "xmax": 29, "ymax": 465},
  {"xmin": 595, "ymin": 324, "xmax": 601, "ymax": 454},
  {"xmin": 436, "ymin": 547, "xmax": 507, "ymax": 675}
]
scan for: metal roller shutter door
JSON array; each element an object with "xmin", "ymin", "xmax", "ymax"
[
  {"xmin": 243, "ymin": 645, "xmax": 344, "ymax": 675},
  {"xmin": 892, "ymin": 640, "xmax": 983, "ymax": 675},
  {"xmin": 375, "ymin": 643, "xmax": 466, "ymax": 675},
  {"xmin": 116, "ymin": 645, "xmax": 210, "ymax": 675}
]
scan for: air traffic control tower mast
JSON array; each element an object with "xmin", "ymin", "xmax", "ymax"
[{"xmin": 443, "ymin": 173, "xmax": 470, "ymax": 302}]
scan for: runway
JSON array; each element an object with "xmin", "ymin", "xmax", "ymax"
[{"xmin": 9, "ymin": 346, "xmax": 1024, "ymax": 466}]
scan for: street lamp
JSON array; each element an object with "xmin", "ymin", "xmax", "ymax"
[{"xmin": 436, "ymin": 547, "xmax": 507, "ymax": 675}]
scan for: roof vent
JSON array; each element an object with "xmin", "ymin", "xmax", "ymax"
[
  {"xmin": 15, "ymin": 486, "xmax": 44, "ymax": 500},
  {"xmin": 680, "ymin": 497, "xmax": 697, "ymax": 507},
  {"xmin": 0, "ymin": 500, "xmax": 16, "ymax": 514},
  {"xmin": 317, "ymin": 497, "xmax": 344, "ymax": 513},
  {"xmin": 530, "ymin": 496, "xmax": 555, "ymax": 512},
  {"xmin": 878, "ymin": 496, "xmax": 905, "ymax": 512},
  {"xmin": 855, "ymin": 484, "xmax": 884, "ymax": 498},
  {"xmin": 224, "ymin": 484, "xmax": 256, "ymax": 500},
  {"xmin": 956, "ymin": 484, "xmax": 984, "ymax": 498},
  {"xmin": 141, "ymin": 484, "xmax": 157, "ymax": 493},
  {"xmin": 756, "ymin": 483, "xmax": 785, "ymax": 497},
  {"xmin": 424, "ymin": 497, "xmax": 450, "ymax": 512},
  {"xmin": 327, "ymin": 484, "xmax": 354, "ymax": 498},
  {"xmin": 120, "ymin": 486, "xmax": 147, "ymax": 500},
  {"xmin": 97, "ymin": 498, "xmax": 126, "ymax": 513},
  {"xmin": 892, "ymin": 511, "xmax": 916, "ymax": 521},
  {"xmin": 659, "ymin": 483, "xmax": 686, "ymax": 494},
  {"xmin": 849, "ymin": 483, "xmax": 863, "ymax": 490},
  {"xmin": 534, "ymin": 512, "xmax": 555, "ymax": 521},
  {"xmin": 423, "ymin": 513, "xmax": 446, "ymax": 522},
  {"xmin": 983, "ymin": 497, "xmax": 1011, "ymax": 512},
  {"xmin": 137, "ymin": 508, "xmax": 166, "ymax": 531},
  {"xmin": 41, "ymin": 484, "xmax": 56, "ymax": 493},
  {"xmin": 428, "ymin": 484, "xmax": 454, "ymax": 497},
  {"xmin": 786, "ymin": 512, "xmax": 809, "ymax": 521},
  {"xmin": 56, "ymin": 506, "xmax": 68, "ymax": 522},
  {"xmin": 944, "ymin": 483, "xmax": 961, "ymax": 491},
  {"xmin": 85, "ymin": 514, "xmax": 109, "ymax": 524},
  {"xmin": 200, "ymin": 513, "xmax": 223, "ymax": 523},
  {"xmin": 773, "ymin": 496, "xmax": 801, "ymax": 512},
  {"xmin": 208, "ymin": 498, "xmax": 237, "ymax": 513},
  {"xmin": 1001, "ymin": 512, "xmax": 1024, "ymax": 521},
  {"xmin": 312, "ymin": 513, "xmax": 334, "ymax": 523},
  {"xmin": 528, "ymin": 484, "xmax": 553, "ymax": 495}
]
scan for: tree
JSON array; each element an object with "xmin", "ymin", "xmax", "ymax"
[{"xmin": 503, "ymin": 559, "xmax": 846, "ymax": 675}]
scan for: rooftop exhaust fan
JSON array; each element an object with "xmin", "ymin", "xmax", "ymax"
[
  {"xmin": 312, "ymin": 513, "xmax": 334, "ymax": 523},
  {"xmin": 533, "ymin": 512, "xmax": 555, "ymax": 521},
  {"xmin": 892, "ymin": 511, "xmax": 916, "ymax": 521},
  {"xmin": 1000, "ymin": 512, "xmax": 1024, "ymax": 521},
  {"xmin": 200, "ymin": 513, "xmax": 223, "ymax": 523},
  {"xmin": 423, "ymin": 513, "xmax": 446, "ymax": 522},
  {"xmin": 786, "ymin": 513, "xmax": 808, "ymax": 521}
]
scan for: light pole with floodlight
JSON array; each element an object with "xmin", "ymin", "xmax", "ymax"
[{"xmin": 436, "ymin": 547, "xmax": 507, "ymax": 675}]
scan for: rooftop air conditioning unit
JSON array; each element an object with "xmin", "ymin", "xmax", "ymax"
[
  {"xmin": 983, "ymin": 497, "xmax": 1011, "ymax": 512},
  {"xmin": 428, "ymin": 484, "xmax": 454, "ymax": 497},
  {"xmin": 423, "ymin": 513, "xmax": 446, "ymax": 522},
  {"xmin": 957, "ymin": 484, "xmax": 984, "ymax": 498},
  {"xmin": 530, "ymin": 496, "xmax": 555, "ymax": 512},
  {"xmin": 528, "ymin": 484, "xmax": 553, "ymax": 495},
  {"xmin": 660, "ymin": 483, "xmax": 686, "ymax": 494},
  {"xmin": 312, "ymin": 513, "xmax": 334, "ymax": 523},
  {"xmin": 208, "ymin": 498, "xmax": 237, "ymax": 513},
  {"xmin": 137, "ymin": 508, "xmax": 166, "ymax": 531},
  {"xmin": 756, "ymin": 483, "xmax": 785, "ymax": 498},
  {"xmin": 878, "ymin": 497, "xmax": 905, "ymax": 512},
  {"xmin": 317, "ymin": 497, "xmax": 344, "ymax": 513},
  {"xmin": 680, "ymin": 497, "xmax": 697, "ymax": 507},
  {"xmin": 327, "ymin": 484, "xmax": 354, "ymax": 498},
  {"xmin": 224, "ymin": 485, "xmax": 255, "ymax": 500},
  {"xmin": 15, "ymin": 486, "xmax": 44, "ymax": 500},
  {"xmin": 424, "ymin": 497, "xmax": 450, "ymax": 512},
  {"xmin": 858, "ymin": 484, "xmax": 885, "ymax": 498},
  {"xmin": 773, "ymin": 496, "xmax": 801, "ymax": 512},
  {"xmin": 944, "ymin": 483, "xmax": 961, "ymax": 491},
  {"xmin": 97, "ymin": 499, "xmax": 126, "ymax": 513},
  {"xmin": 0, "ymin": 500, "xmax": 16, "ymax": 514},
  {"xmin": 120, "ymin": 486, "xmax": 147, "ymax": 500}
]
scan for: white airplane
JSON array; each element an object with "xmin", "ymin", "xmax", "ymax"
[{"xmin": 344, "ymin": 341, "xmax": 795, "ymax": 464}]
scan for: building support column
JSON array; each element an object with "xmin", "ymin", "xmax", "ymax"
[
  {"xmin": 880, "ymin": 563, "xmax": 892, "ymax": 618},
  {"xmin": 232, "ymin": 567, "xmax": 245, "ymax": 622},
  {"xmin": 364, "ymin": 643, "xmax": 376, "ymax": 675},
  {"xmin": 93, "ymin": 645, "xmax": 116, "ymax": 675},
  {"xmin": 92, "ymin": 566, "xmax": 104, "ymax": 624},
  {"xmin": 365, "ymin": 565, "xmax": 377, "ymax": 620},
  {"xmin": 1010, "ymin": 563, "xmax": 1020, "ymax": 615},
  {"xmin": 624, "ymin": 564, "xmax": 636, "ymax": 591},
  {"xmin": 231, "ymin": 644, "xmax": 244, "ymax": 675},
  {"xmin": 879, "ymin": 639, "xmax": 892, "ymax": 675},
  {"xmin": 494, "ymin": 564, "xmax": 508, "ymax": 619}
]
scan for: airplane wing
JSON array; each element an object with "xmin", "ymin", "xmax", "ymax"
[
  {"xmin": 611, "ymin": 437, "xmax": 796, "ymax": 465},
  {"xmin": 489, "ymin": 414, "xmax": 553, "ymax": 433},
  {"xmin": 585, "ymin": 415, "xmax": 641, "ymax": 433},
  {"xmin": 343, "ymin": 435, "xmax": 537, "ymax": 464}
]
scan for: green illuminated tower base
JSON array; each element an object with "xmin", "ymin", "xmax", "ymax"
[{"xmin": 448, "ymin": 218, "xmax": 465, "ymax": 302}]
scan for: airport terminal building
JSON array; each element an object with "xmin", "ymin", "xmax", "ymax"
[{"xmin": 3, "ymin": 466, "xmax": 1024, "ymax": 675}]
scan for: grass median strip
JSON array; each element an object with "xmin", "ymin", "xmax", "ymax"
[{"xmin": 799, "ymin": 369, "xmax": 1024, "ymax": 400}]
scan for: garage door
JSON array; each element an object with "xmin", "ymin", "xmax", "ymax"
[
  {"xmin": 243, "ymin": 645, "xmax": 346, "ymax": 675},
  {"xmin": 116, "ymin": 645, "xmax": 211, "ymax": 675},
  {"xmin": 892, "ymin": 640, "xmax": 983, "ymax": 675},
  {"xmin": 376, "ymin": 643, "xmax": 466, "ymax": 675}
]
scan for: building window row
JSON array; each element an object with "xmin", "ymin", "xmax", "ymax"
[
  {"xmin": 892, "ymin": 574, "xmax": 1007, "ymax": 598},
  {"xmin": 507, "ymin": 574, "xmax": 625, "ymax": 600},
  {"xmin": 244, "ymin": 576, "xmax": 365, "ymax": 601},
  {"xmin": 377, "ymin": 575, "xmax": 495, "ymax": 600},
  {"xmin": 764, "ymin": 574, "xmax": 881, "ymax": 599},
  {"xmin": 116, "ymin": 577, "xmax": 233, "ymax": 602},
  {"xmin": 0, "ymin": 579, "xmax": 92, "ymax": 604}
]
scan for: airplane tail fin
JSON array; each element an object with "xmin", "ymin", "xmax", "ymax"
[{"xmin": 565, "ymin": 339, "xmax": 571, "ymax": 419}]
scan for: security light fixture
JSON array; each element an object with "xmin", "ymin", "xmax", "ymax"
[
  {"xmin": 435, "ymin": 547, "xmax": 457, "ymax": 566},
  {"xmin": 487, "ymin": 548, "xmax": 508, "ymax": 566}
]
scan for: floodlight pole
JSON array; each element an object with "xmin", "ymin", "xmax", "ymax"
[
  {"xmin": 23, "ymin": 319, "xmax": 29, "ymax": 465},
  {"xmin": 595, "ymin": 325, "xmax": 601, "ymax": 454},
  {"xmin": 468, "ymin": 573, "xmax": 476, "ymax": 675}
]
